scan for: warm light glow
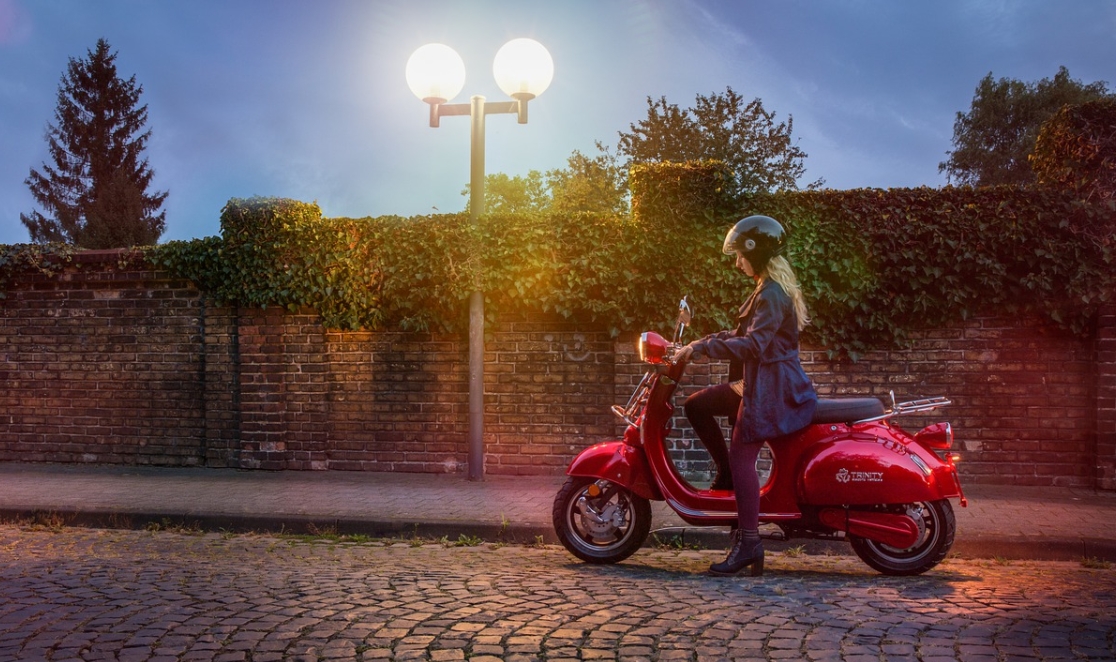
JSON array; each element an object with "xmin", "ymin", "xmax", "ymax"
[
  {"xmin": 492, "ymin": 38, "xmax": 553, "ymax": 99},
  {"xmin": 405, "ymin": 43, "xmax": 466, "ymax": 103}
]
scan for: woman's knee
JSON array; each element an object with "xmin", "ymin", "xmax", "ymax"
[
  {"xmin": 684, "ymin": 390, "xmax": 711, "ymax": 420},
  {"xmin": 683, "ymin": 394, "xmax": 700, "ymax": 419}
]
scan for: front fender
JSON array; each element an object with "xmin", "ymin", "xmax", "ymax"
[{"xmin": 566, "ymin": 440, "xmax": 661, "ymax": 501}]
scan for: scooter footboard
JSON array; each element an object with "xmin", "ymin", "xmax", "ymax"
[{"xmin": 566, "ymin": 440, "xmax": 661, "ymax": 501}]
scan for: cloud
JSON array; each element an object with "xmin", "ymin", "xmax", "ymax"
[{"xmin": 0, "ymin": 0, "xmax": 31, "ymax": 46}]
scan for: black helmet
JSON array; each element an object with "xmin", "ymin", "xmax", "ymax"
[{"xmin": 722, "ymin": 215, "xmax": 786, "ymax": 273}]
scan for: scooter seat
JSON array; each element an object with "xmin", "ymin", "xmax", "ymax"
[{"xmin": 812, "ymin": 398, "xmax": 885, "ymax": 424}]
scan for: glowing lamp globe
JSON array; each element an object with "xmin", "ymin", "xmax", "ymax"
[
  {"xmin": 406, "ymin": 43, "xmax": 466, "ymax": 104},
  {"xmin": 493, "ymin": 38, "xmax": 553, "ymax": 100}
]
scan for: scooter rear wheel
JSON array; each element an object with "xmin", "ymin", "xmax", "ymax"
[
  {"xmin": 553, "ymin": 476, "xmax": 652, "ymax": 564},
  {"xmin": 848, "ymin": 499, "xmax": 956, "ymax": 576}
]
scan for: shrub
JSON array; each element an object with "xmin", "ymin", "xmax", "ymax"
[{"xmin": 1032, "ymin": 99, "xmax": 1116, "ymax": 204}]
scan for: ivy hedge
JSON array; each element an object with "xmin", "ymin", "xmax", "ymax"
[
  {"xmin": 4, "ymin": 168, "xmax": 1114, "ymax": 359},
  {"xmin": 755, "ymin": 187, "xmax": 1114, "ymax": 356},
  {"xmin": 0, "ymin": 242, "xmax": 76, "ymax": 291}
]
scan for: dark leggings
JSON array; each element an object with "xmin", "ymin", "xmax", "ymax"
[
  {"xmin": 683, "ymin": 384, "xmax": 763, "ymax": 529},
  {"xmin": 729, "ymin": 439, "xmax": 763, "ymax": 530}
]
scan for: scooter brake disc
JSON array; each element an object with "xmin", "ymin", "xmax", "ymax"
[{"xmin": 576, "ymin": 498, "xmax": 626, "ymax": 537}]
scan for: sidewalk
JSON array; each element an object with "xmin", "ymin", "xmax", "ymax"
[{"xmin": 1, "ymin": 462, "xmax": 1114, "ymax": 562}]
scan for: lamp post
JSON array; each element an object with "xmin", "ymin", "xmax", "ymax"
[{"xmin": 406, "ymin": 38, "xmax": 554, "ymax": 481}]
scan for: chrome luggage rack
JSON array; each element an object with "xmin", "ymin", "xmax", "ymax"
[{"xmin": 857, "ymin": 391, "xmax": 951, "ymax": 423}]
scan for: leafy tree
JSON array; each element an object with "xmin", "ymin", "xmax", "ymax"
[
  {"xmin": 940, "ymin": 66, "xmax": 1114, "ymax": 187},
  {"xmin": 547, "ymin": 142, "xmax": 629, "ymax": 215},
  {"xmin": 21, "ymin": 38, "xmax": 167, "ymax": 248},
  {"xmin": 614, "ymin": 86, "xmax": 822, "ymax": 199},
  {"xmin": 462, "ymin": 171, "xmax": 549, "ymax": 214},
  {"xmin": 1031, "ymin": 99, "xmax": 1116, "ymax": 203},
  {"xmin": 464, "ymin": 144, "xmax": 629, "ymax": 216},
  {"xmin": 465, "ymin": 88, "xmax": 815, "ymax": 215}
]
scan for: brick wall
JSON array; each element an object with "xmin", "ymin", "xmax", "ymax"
[
  {"xmin": 1097, "ymin": 305, "xmax": 1116, "ymax": 490},
  {"xmin": 0, "ymin": 251, "xmax": 207, "ymax": 465},
  {"xmin": 200, "ymin": 299, "xmax": 240, "ymax": 467},
  {"xmin": 803, "ymin": 319, "xmax": 1097, "ymax": 487},
  {"xmin": 211, "ymin": 309, "xmax": 617, "ymax": 474},
  {"xmin": 1, "ymin": 250, "xmax": 1112, "ymax": 488}
]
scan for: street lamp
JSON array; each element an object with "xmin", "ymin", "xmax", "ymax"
[{"xmin": 406, "ymin": 38, "xmax": 553, "ymax": 481}]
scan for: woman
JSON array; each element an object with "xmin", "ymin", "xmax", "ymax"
[{"xmin": 675, "ymin": 215, "xmax": 817, "ymax": 576}]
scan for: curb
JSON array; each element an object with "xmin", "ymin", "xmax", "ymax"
[
  {"xmin": 6, "ymin": 507, "xmax": 1116, "ymax": 564},
  {"xmin": 948, "ymin": 536, "xmax": 1116, "ymax": 562},
  {"xmin": 0, "ymin": 508, "xmax": 556, "ymax": 545}
]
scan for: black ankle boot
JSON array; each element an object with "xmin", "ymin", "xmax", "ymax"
[{"xmin": 710, "ymin": 529, "xmax": 764, "ymax": 576}]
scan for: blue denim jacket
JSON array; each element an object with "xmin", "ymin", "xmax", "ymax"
[{"xmin": 692, "ymin": 279, "xmax": 817, "ymax": 444}]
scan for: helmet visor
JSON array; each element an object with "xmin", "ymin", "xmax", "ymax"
[
  {"xmin": 722, "ymin": 226, "xmax": 756, "ymax": 256},
  {"xmin": 722, "ymin": 226, "xmax": 738, "ymax": 255}
]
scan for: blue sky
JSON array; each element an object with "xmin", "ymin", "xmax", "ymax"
[{"xmin": 1, "ymin": 0, "xmax": 1114, "ymax": 245}]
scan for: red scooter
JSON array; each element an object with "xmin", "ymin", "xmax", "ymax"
[{"xmin": 553, "ymin": 297, "xmax": 967, "ymax": 575}]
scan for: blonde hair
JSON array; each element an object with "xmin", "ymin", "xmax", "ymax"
[{"xmin": 761, "ymin": 256, "xmax": 810, "ymax": 331}]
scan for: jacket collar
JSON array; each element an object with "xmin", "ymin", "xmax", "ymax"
[{"xmin": 737, "ymin": 278, "xmax": 766, "ymax": 320}]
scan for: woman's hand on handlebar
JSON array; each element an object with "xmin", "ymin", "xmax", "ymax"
[{"xmin": 673, "ymin": 342, "xmax": 696, "ymax": 364}]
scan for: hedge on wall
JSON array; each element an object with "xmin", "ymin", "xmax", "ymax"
[
  {"xmin": 147, "ymin": 198, "xmax": 680, "ymax": 335},
  {"xmin": 4, "ymin": 167, "xmax": 1114, "ymax": 358},
  {"xmin": 629, "ymin": 160, "xmax": 738, "ymax": 226},
  {"xmin": 0, "ymin": 243, "xmax": 77, "ymax": 297},
  {"xmin": 750, "ymin": 187, "xmax": 1115, "ymax": 356}
]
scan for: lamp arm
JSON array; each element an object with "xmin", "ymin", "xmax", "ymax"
[{"xmin": 428, "ymin": 99, "xmax": 530, "ymax": 128}]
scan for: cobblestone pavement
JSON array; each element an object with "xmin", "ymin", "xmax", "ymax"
[{"xmin": 1, "ymin": 524, "xmax": 1114, "ymax": 662}]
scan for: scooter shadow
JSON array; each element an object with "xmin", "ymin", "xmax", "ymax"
[{"xmin": 558, "ymin": 550, "xmax": 977, "ymax": 591}]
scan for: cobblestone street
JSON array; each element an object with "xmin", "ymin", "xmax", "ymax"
[{"xmin": 1, "ymin": 524, "xmax": 1113, "ymax": 661}]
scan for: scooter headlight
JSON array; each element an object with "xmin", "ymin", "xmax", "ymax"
[{"xmin": 638, "ymin": 332, "xmax": 670, "ymax": 364}]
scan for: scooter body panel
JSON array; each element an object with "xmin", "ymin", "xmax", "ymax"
[
  {"xmin": 639, "ymin": 375, "xmax": 741, "ymax": 525},
  {"xmin": 817, "ymin": 508, "xmax": 921, "ymax": 549},
  {"xmin": 758, "ymin": 425, "xmax": 833, "ymax": 517},
  {"xmin": 798, "ymin": 423, "xmax": 962, "ymax": 506}
]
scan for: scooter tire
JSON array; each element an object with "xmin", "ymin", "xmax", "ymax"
[
  {"xmin": 553, "ymin": 476, "xmax": 652, "ymax": 564},
  {"xmin": 848, "ymin": 499, "xmax": 956, "ymax": 576}
]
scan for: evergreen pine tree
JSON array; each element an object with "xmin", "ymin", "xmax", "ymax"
[{"xmin": 21, "ymin": 38, "xmax": 167, "ymax": 248}]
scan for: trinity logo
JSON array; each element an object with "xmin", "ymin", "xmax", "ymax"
[{"xmin": 836, "ymin": 468, "xmax": 884, "ymax": 483}]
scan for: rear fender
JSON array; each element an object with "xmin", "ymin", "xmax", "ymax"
[
  {"xmin": 800, "ymin": 428, "xmax": 961, "ymax": 506},
  {"xmin": 566, "ymin": 439, "xmax": 661, "ymax": 501}
]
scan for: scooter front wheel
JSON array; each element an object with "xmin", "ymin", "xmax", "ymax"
[{"xmin": 553, "ymin": 476, "xmax": 652, "ymax": 564}]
